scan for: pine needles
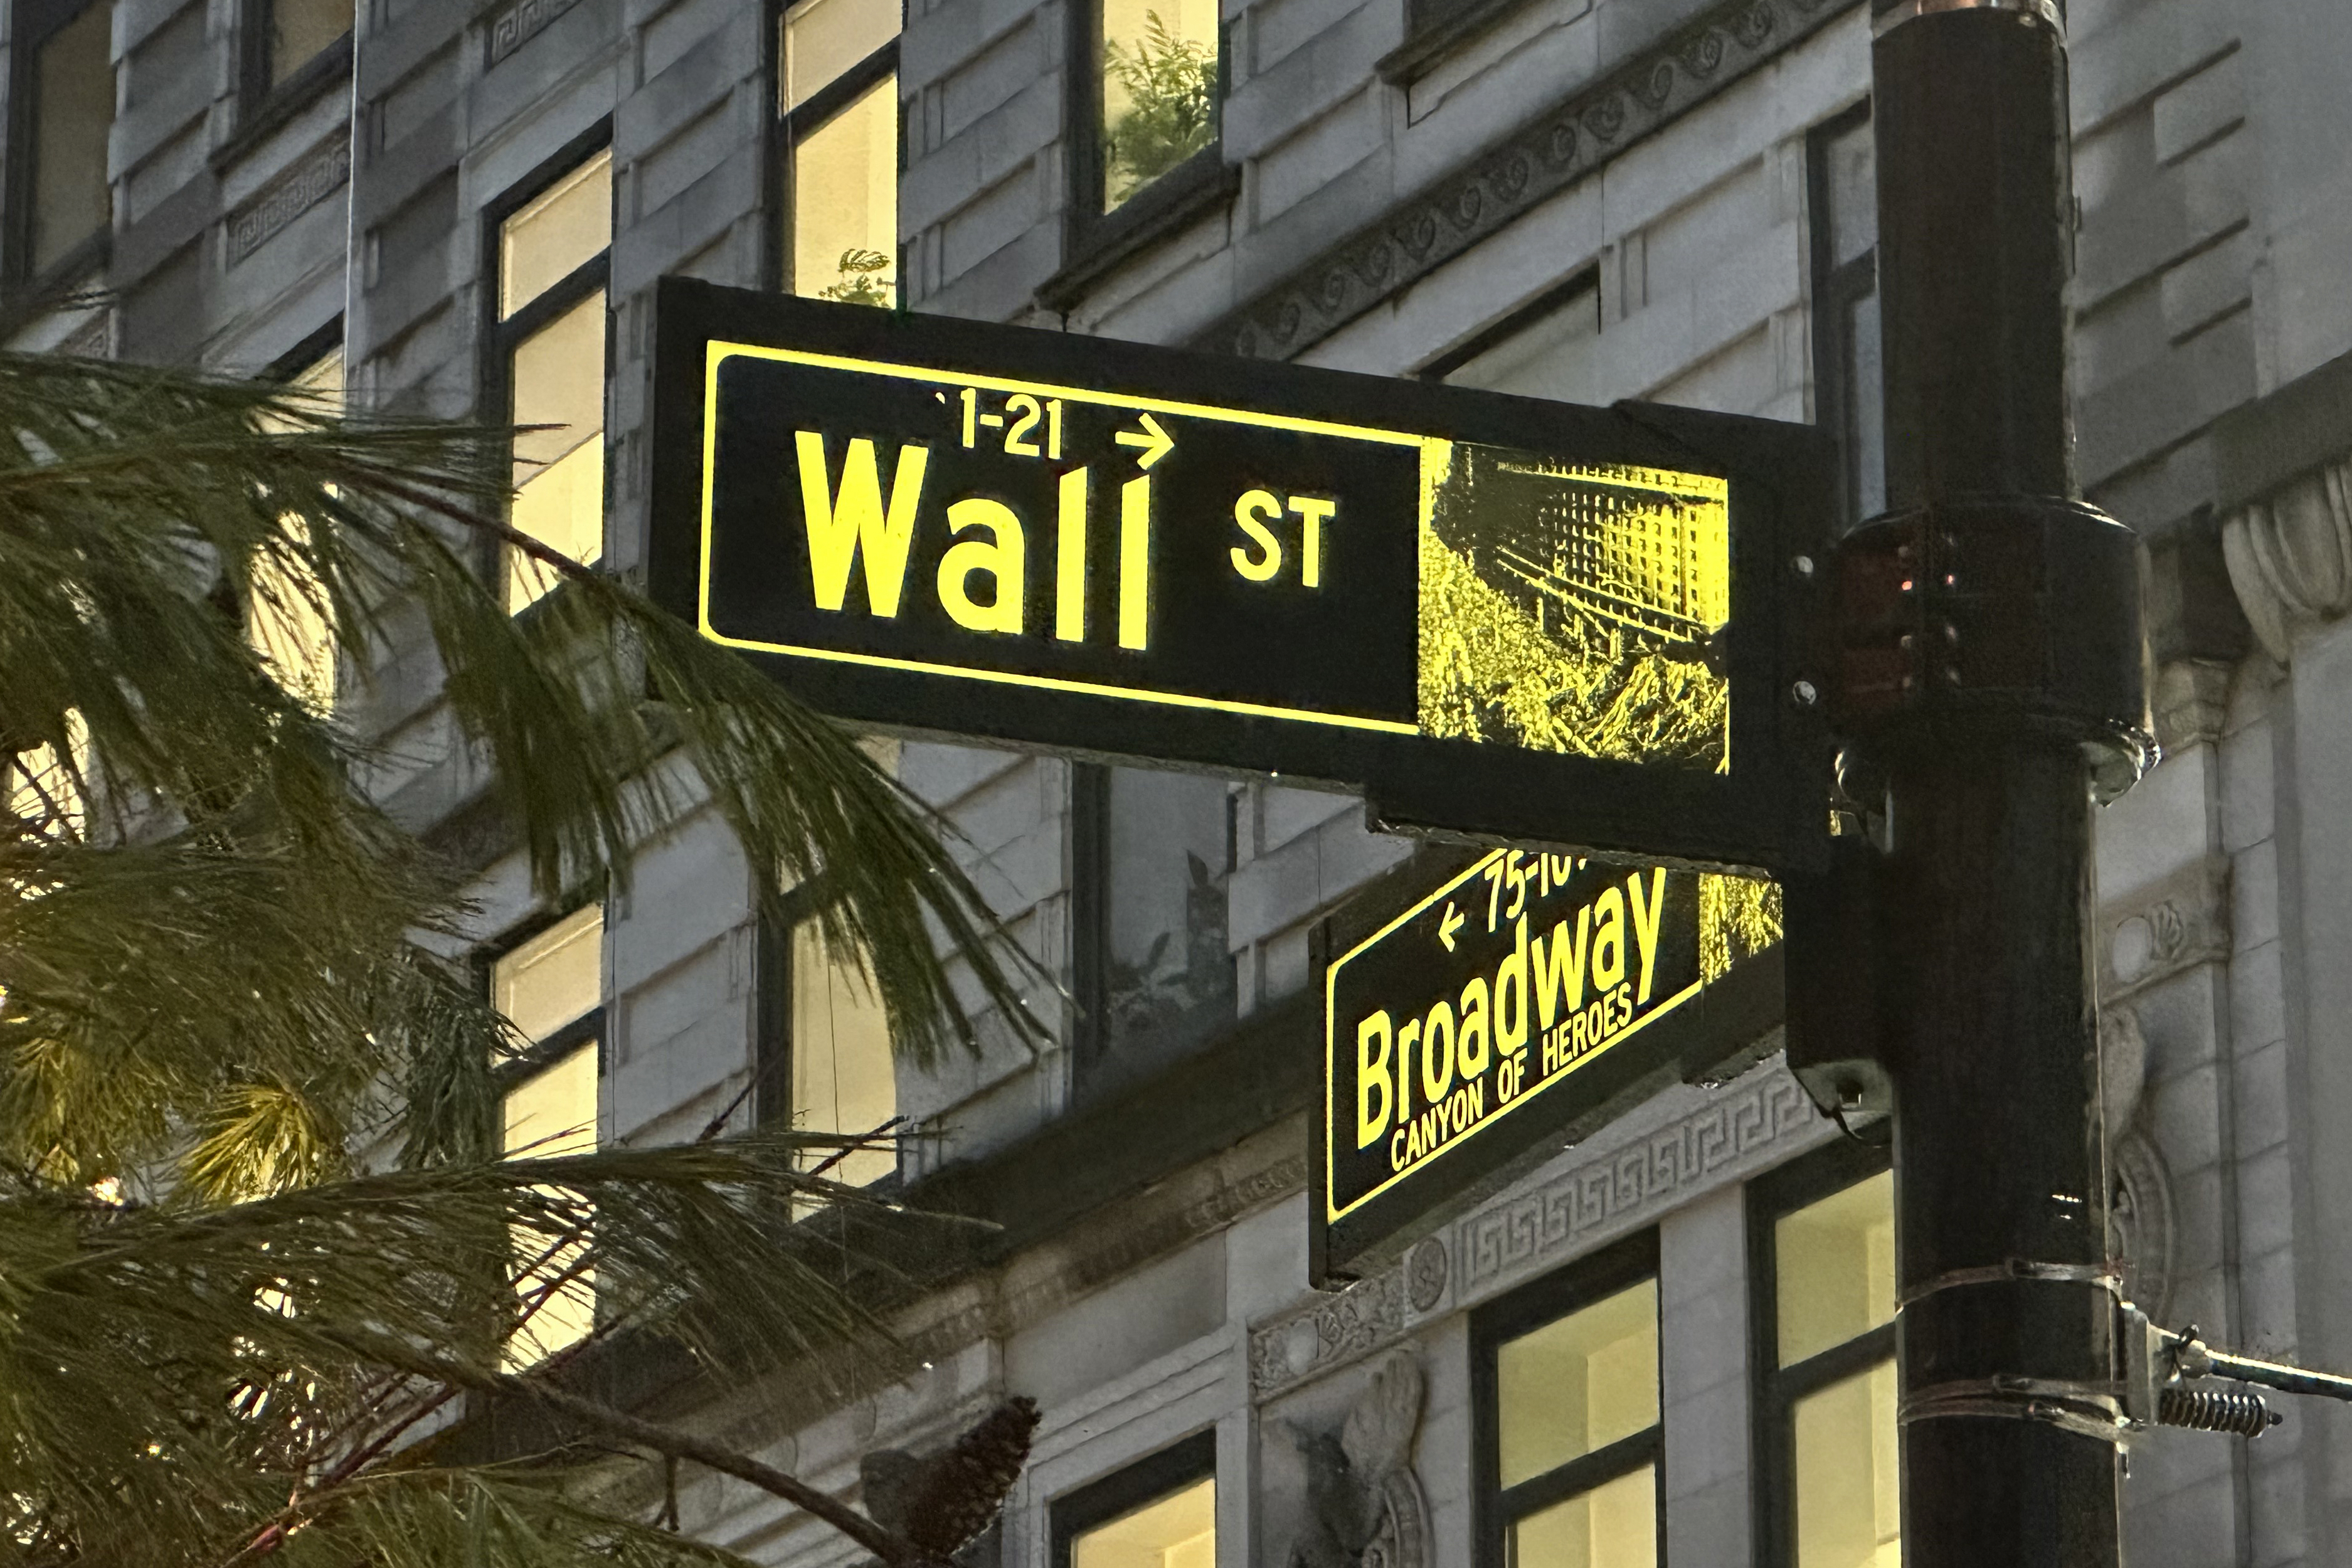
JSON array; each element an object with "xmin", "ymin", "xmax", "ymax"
[{"xmin": 0, "ymin": 352, "xmax": 1031, "ymax": 1567}]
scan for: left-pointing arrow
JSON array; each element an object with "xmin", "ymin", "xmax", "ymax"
[{"xmin": 1114, "ymin": 411, "xmax": 1174, "ymax": 470}]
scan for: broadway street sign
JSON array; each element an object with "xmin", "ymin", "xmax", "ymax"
[
  {"xmin": 1310, "ymin": 847, "xmax": 1784, "ymax": 1281},
  {"xmin": 649, "ymin": 280, "xmax": 1833, "ymax": 871}
]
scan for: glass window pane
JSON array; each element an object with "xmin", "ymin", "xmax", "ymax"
[
  {"xmin": 792, "ymin": 918, "xmax": 897, "ymax": 1187},
  {"xmin": 780, "ymin": 0, "xmax": 898, "ymax": 114},
  {"xmin": 267, "ymin": 0, "xmax": 351, "ymax": 87},
  {"xmin": 1099, "ymin": 0, "xmax": 1217, "ymax": 212},
  {"xmin": 1509, "ymin": 1464, "xmax": 1656, "ymax": 1568},
  {"xmin": 32, "ymin": 3, "xmax": 114, "ymax": 275},
  {"xmin": 1823, "ymin": 117, "xmax": 1877, "ymax": 270},
  {"xmin": 502, "ymin": 1043, "xmax": 596, "ymax": 1360},
  {"xmin": 1775, "ymin": 1170, "xmax": 1895, "ymax": 1368},
  {"xmin": 498, "ymin": 149, "xmax": 610, "ymax": 319},
  {"xmin": 250, "ymin": 350, "xmax": 344, "ymax": 714},
  {"xmin": 502, "ymin": 1041, "xmax": 597, "ymax": 1158},
  {"xmin": 1498, "ymin": 1279, "xmax": 1659, "ymax": 1487},
  {"xmin": 507, "ymin": 291, "xmax": 607, "ymax": 610},
  {"xmin": 1441, "ymin": 282, "xmax": 1602, "ymax": 403},
  {"xmin": 1071, "ymin": 1475, "xmax": 1215, "ymax": 1568},
  {"xmin": 1103, "ymin": 767, "xmax": 1233, "ymax": 1059},
  {"xmin": 1793, "ymin": 1359, "xmax": 1900, "ymax": 1568},
  {"xmin": 493, "ymin": 904, "xmax": 605, "ymax": 1045},
  {"xmin": 792, "ymin": 77, "xmax": 898, "ymax": 305}
]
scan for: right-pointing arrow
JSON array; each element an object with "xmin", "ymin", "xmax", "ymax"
[{"xmin": 1113, "ymin": 411, "xmax": 1174, "ymax": 470}]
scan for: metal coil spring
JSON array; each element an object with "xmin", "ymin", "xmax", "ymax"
[{"xmin": 2158, "ymin": 1385, "xmax": 2275, "ymax": 1437}]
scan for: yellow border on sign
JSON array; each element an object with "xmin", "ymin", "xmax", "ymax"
[
  {"xmin": 696, "ymin": 340, "xmax": 1429, "ymax": 734},
  {"xmin": 1323, "ymin": 849, "xmax": 1705, "ymax": 1223}
]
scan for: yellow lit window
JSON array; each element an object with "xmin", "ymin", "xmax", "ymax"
[
  {"xmin": 250, "ymin": 348, "xmax": 342, "ymax": 714},
  {"xmin": 1762, "ymin": 1164, "xmax": 1899, "ymax": 1568},
  {"xmin": 1482, "ymin": 1243, "xmax": 1660, "ymax": 1568},
  {"xmin": 779, "ymin": 0, "xmax": 899, "ymax": 305},
  {"xmin": 496, "ymin": 151, "xmax": 610, "ymax": 612},
  {"xmin": 1097, "ymin": 0, "xmax": 1217, "ymax": 213},
  {"xmin": 28, "ymin": 1, "xmax": 113, "ymax": 277},
  {"xmin": 1071, "ymin": 1473, "xmax": 1214, "ymax": 1568},
  {"xmin": 259, "ymin": 0, "xmax": 351, "ymax": 90},
  {"xmin": 4, "ymin": 713, "xmax": 89, "ymax": 844},
  {"xmin": 788, "ymin": 916, "xmax": 897, "ymax": 1187},
  {"xmin": 492, "ymin": 904, "xmax": 605, "ymax": 1362}
]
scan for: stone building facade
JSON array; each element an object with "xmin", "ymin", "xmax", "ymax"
[{"xmin": 7, "ymin": 0, "xmax": 2352, "ymax": 1560}]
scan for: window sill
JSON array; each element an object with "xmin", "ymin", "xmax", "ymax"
[
  {"xmin": 0, "ymin": 233, "xmax": 112, "ymax": 344},
  {"xmin": 1375, "ymin": 0, "xmax": 1530, "ymax": 85},
  {"xmin": 210, "ymin": 33, "xmax": 354, "ymax": 172},
  {"xmin": 1036, "ymin": 149, "xmax": 1241, "ymax": 316}
]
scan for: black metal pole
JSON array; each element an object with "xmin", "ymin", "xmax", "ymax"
[{"xmin": 1858, "ymin": 1, "xmax": 2146, "ymax": 1563}]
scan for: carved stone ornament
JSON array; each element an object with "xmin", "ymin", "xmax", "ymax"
[
  {"xmin": 2222, "ymin": 457, "xmax": 2352, "ymax": 663},
  {"xmin": 2097, "ymin": 858, "xmax": 2230, "ymax": 1004},
  {"xmin": 1195, "ymin": 0, "xmax": 1862, "ymax": 361},
  {"xmin": 2111, "ymin": 1126, "xmax": 2177, "ymax": 1322},
  {"xmin": 1252, "ymin": 1271, "xmax": 1406, "ymax": 1399},
  {"xmin": 1279, "ymin": 1353, "xmax": 1431, "ymax": 1568}
]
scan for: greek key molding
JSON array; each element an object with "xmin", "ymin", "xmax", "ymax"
[
  {"xmin": 227, "ymin": 140, "xmax": 351, "ymax": 269},
  {"xmin": 485, "ymin": 0, "xmax": 584, "ymax": 66},
  {"xmin": 1452, "ymin": 1067, "xmax": 1822, "ymax": 1303},
  {"xmin": 2222, "ymin": 456, "xmax": 2352, "ymax": 664},
  {"xmin": 1193, "ymin": 0, "xmax": 1860, "ymax": 362},
  {"xmin": 2099, "ymin": 857, "xmax": 2230, "ymax": 1004}
]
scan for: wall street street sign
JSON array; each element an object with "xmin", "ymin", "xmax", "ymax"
[
  {"xmin": 1310, "ymin": 849, "xmax": 1785, "ymax": 1282},
  {"xmin": 649, "ymin": 279, "xmax": 1833, "ymax": 870}
]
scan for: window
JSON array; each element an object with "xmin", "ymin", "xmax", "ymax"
[
  {"xmin": 775, "ymin": 0, "xmax": 898, "ymax": 304},
  {"xmin": 756, "ymin": 905, "xmax": 900, "ymax": 1187},
  {"xmin": 248, "ymin": 346, "xmax": 342, "ymax": 714},
  {"xmin": 10, "ymin": 0, "xmax": 114, "ymax": 286},
  {"xmin": 1425, "ymin": 270, "xmax": 1603, "ymax": 400},
  {"xmin": 4, "ymin": 711, "xmax": 88, "ymax": 844},
  {"xmin": 239, "ymin": 0, "xmax": 351, "ymax": 117},
  {"xmin": 1061, "ymin": 0, "xmax": 1222, "ymax": 262},
  {"xmin": 1052, "ymin": 1430, "xmax": 1216, "ymax": 1568},
  {"xmin": 1475, "ymin": 1231, "xmax": 1661, "ymax": 1568},
  {"xmin": 1807, "ymin": 102, "xmax": 1882, "ymax": 530},
  {"xmin": 489, "ymin": 140, "xmax": 611, "ymax": 612},
  {"xmin": 492, "ymin": 903, "xmax": 605, "ymax": 1360},
  {"xmin": 1071, "ymin": 764, "xmax": 1235, "ymax": 1099},
  {"xmin": 1751, "ymin": 1140, "xmax": 1898, "ymax": 1568}
]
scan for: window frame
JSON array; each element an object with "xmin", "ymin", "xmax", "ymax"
[
  {"xmin": 766, "ymin": 0, "xmax": 901, "ymax": 299},
  {"xmin": 477, "ymin": 119, "xmax": 614, "ymax": 599},
  {"xmin": 1745, "ymin": 1130, "xmax": 1897, "ymax": 1568},
  {"xmin": 751, "ymin": 877, "xmax": 906, "ymax": 1184},
  {"xmin": 482, "ymin": 901, "xmax": 610, "ymax": 1099},
  {"xmin": 1066, "ymin": 761, "xmax": 1239, "ymax": 1103},
  {"xmin": 1471, "ymin": 1226, "xmax": 1665, "ymax": 1568},
  {"xmin": 1375, "ymin": 0, "xmax": 1535, "ymax": 87},
  {"xmin": 1045, "ymin": 0, "xmax": 1236, "ymax": 311},
  {"xmin": 1048, "ymin": 1428, "xmax": 1217, "ymax": 1568},
  {"xmin": 4, "ymin": 0, "xmax": 113, "ymax": 296},
  {"xmin": 1416, "ymin": 265, "xmax": 1601, "ymax": 384},
  {"xmin": 1806, "ymin": 98, "xmax": 1880, "ymax": 534},
  {"xmin": 228, "ymin": 0, "xmax": 353, "ymax": 157}
]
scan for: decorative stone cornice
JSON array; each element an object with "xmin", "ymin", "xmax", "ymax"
[
  {"xmin": 1248, "ymin": 1064, "xmax": 1826, "ymax": 1401},
  {"xmin": 227, "ymin": 138, "xmax": 351, "ymax": 270},
  {"xmin": 1193, "ymin": 0, "xmax": 1861, "ymax": 363},
  {"xmin": 2221, "ymin": 456, "xmax": 2352, "ymax": 664},
  {"xmin": 2098, "ymin": 857, "xmax": 2231, "ymax": 1004}
]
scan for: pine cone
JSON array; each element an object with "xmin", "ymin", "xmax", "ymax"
[{"xmin": 868, "ymin": 1396, "xmax": 1041, "ymax": 1557}]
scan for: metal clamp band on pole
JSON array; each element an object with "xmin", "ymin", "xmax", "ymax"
[
  {"xmin": 1873, "ymin": 0, "xmax": 2065, "ymax": 40},
  {"xmin": 1899, "ymin": 1259, "xmax": 2121, "ymax": 1311},
  {"xmin": 1902, "ymin": 1377, "xmax": 2132, "ymax": 1446}
]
